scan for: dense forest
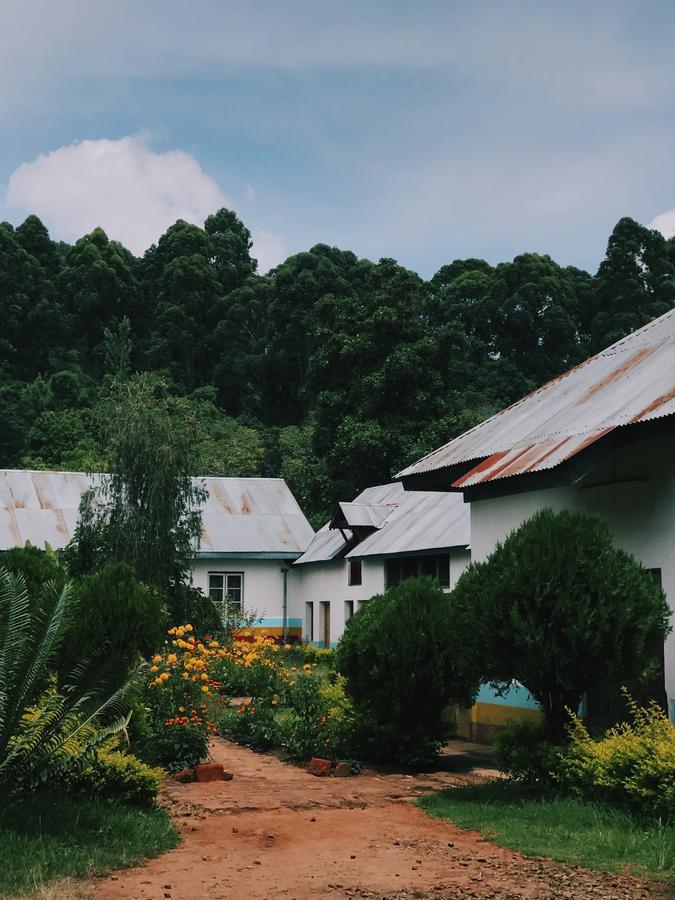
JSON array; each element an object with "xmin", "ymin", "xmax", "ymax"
[{"xmin": 1, "ymin": 210, "xmax": 674, "ymax": 526}]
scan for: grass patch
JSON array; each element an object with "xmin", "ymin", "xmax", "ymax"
[
  {"xmin": 0, "ymin": 792, "xmax": 178, "ymax": 898},
  {"xmin": 419, "ymin": 781, "xmax": 675, "ymax": 886}
]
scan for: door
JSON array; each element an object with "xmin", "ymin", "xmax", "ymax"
[
  {"xmin": 305, "ymin": 602, "xmax": 314, "ymax": 643},
  {"xmin": 320, "ymin": 601, "xmax": 331, "ymax": 649}
]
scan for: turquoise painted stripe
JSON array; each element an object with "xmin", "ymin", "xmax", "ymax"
[
  {"xmin": 476, "ymin": 682, "xmax": 540, "ymax": 710},
  {"xmin": 248, "ymin": 617, "xmax": 303, "ymax": 628},
  {"xmin": 311, "ymin": 641, "xmax": 338, "ymax": 650}
]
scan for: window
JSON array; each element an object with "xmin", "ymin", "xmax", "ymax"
[
  {"xmin": 348, "ymin": 558, "xmax": 362, "ymax": 586},
  {"xmin": 208, "ymin": 572, "xmax": 244, "ymax": 609},
  {"xmin": 384, "ymin": 554, "xmax": 451, "ymax": 590},
  {"xmin": 344, "ymin": 600, "xmax": 354, "ymax": 622}
]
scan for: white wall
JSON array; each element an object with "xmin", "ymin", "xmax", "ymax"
[
  {"xmin": 292, "ymin": 549, "xmax": 472, "ymax": 646},
  {"xmin": 190, "ymin": 557, "xmax": 303, "ymax": 629},
  {"xmin": 470, "ymin": 434, "xmax": 675, "ymax": 719}
]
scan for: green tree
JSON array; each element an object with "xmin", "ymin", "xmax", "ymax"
[
  {"xmin": 336, "ymin": 577, "xmax": 479, "ymax": 765},
  {"xmin": 66, "ymin": 374, "xmax": 206, "ymax": 599},
  {"xmin": 57, "ymin": 228, "xmax": 143, "ymax": 376},
  {"xmin": 590, "ymin": 217, "xmax": 675, "ymax": 352},
  {"xmin": 449, "ymin": 508, "xmax": 671, "ymax": 743}
]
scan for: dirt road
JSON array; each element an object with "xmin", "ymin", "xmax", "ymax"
[{"xmin": 92, "ymin": 739, "xmax": 671, "ymax": 900}]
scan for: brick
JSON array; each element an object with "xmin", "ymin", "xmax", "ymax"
[
  {"xmin": 195, "ymin": 763, "xmax": 226, "ymax": 782},
  {"xmin": 173, "ymin": 768, "xmax": 194, "ymax": 783},
  {"xmin": 334, "ymin": 761, "xmax": 351, "ymax": 777},
  {"xmin": 307, "ymin": 756, "xmax": 332, "ymax": 776}
]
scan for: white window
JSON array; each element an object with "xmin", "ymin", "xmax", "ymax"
[{"xmin": 208, "ymin": 572, "xmax": 244, "ymax": 609}]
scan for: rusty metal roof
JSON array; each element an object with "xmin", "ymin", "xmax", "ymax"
[
  {"xmin": 398, "ymin": 308, "xmax": 675, "ymax": 487},
  {"xmin": 0, "ymin": 471, "xmax": 314, "ymax": 557},
  {"xmin": 294, "ymin": 482, "xmax": 469, "ymax": 565}
]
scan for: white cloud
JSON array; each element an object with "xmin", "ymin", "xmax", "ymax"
[
  {"xmin": 3, "ymin": 135, "xmax": 286, "ymax": 268},
  {"xmin": 648, "ymin": 208, "xmax": 675, "ymax": 239}
]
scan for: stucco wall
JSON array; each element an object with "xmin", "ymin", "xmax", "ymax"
[
  {"xmin": 190, "ymin": 557, "xmax": 303, "ymax": 632},
  {"xmin": 292, "ymin": 549, "xmax": 472, "ymax": 647},
  {"xmin": 469, "ymin": 434, "xmax": 675, "ymax": 720}
]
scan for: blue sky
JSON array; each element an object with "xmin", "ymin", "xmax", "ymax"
[{"xmin": 2, "ymin": 1, "xmax": 675, "ymax": 274}]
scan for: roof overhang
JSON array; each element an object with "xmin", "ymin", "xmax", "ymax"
[
  {"xmin": 195, "ymin": 551, "xmax": 302, "ymax": 560},
  {"xmin": 406, "ymin": 416, "xmax": 674, "ymax": 502}
]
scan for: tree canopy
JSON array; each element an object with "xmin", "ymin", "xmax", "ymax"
[{"xmin": 0, "ymin": 210, "xmax": 673, "ymax": 523}]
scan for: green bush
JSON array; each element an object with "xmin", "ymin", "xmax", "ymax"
[
  {"xmin": 336, "ymin": 577, "xmax": 478, "ymax": 766},
  {"xmin": 167, "ymin": 583, "xmax": 222, "ymax": 635},
  {"xmin": 0, "ymin": 568, "xmax": 144, "ymax": 797},
  {"xmin": 218, "ymin": 701, "xmax": 280, "ymax": 752},
  {"xmin": 449, "ymin": 508, "xmax": 670, "ymax": 744},
  {"xmin": 150, "ymin": 719, "xmax": 209, "ymax": 772},
  {"xmin": 64, "ymin": 748, "xmax": 164, "ymax": 808},
  {"xmin": 556, "ymin": 699, "xmax": 675, "ymax": 822},
  {"xmin": 494, "ymin": 718, "xmax": 559, "ymax": 784},
  {"xmin": 59, "ymin": 563, "xmax": 167, "ymax": 687},
  {"xmin": 277, "ymin": 671, "xmax": 354, "ymax": 761},
  {"xmin": 0, "ymin": 543, "xmax": 67, "ymax": 612}
]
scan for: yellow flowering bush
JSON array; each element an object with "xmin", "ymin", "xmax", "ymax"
[
  {"xmin": 208, "ymin": 630, "xmax": 287, "ymax": 699},
  {"xmin": 145, "ymin": 624, "xmax": 225, "ymax": 770},
  {"xmin": 556, "ymin": 697, "xmax": 675, "ymax": 821}
]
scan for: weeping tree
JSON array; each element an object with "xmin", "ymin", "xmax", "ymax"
[
  {"xmin": 66, "ymin": 375, "xmax": 219, "ymax": 630},
  {"xmin": 0, "ymin": 567, "xmax": 143, "ymax": 793},
  {"xmin": 449, "ymin": 508, "xmax": 671, "ymax": 744}
]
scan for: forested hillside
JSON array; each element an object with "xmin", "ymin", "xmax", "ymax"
[{"xmin": 1, "ymin": 210, "xmax": 673, "ymax": 525}]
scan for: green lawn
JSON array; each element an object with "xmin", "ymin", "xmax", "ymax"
[
  {"xmin": 419, "ymin": 781, "xmax": 675, "ymax": 887},
  {"xmin": 0, "ymin": 793, "xmax": 178, "ymax": 898}
]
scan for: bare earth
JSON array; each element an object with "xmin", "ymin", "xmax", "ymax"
[{"xmin": 91, "ymin": 738, "xmax": 673, "ymax": 900}]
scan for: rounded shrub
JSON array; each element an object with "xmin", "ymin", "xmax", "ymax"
[
  {"xmin": 336, "ymin": 576, "xmax": 479, "ymax": 767},
  {"xmin": 59, "ymin": 563, "xmax": 167, "ymax": 686}
]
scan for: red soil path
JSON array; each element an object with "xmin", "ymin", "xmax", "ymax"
[{"xmin": 92, "ymin": 738, "xmax": 672, "ymax": 900}]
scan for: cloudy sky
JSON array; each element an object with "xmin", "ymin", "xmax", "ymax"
[{"xmin": 1, "ymin": 1, "xmax": 675, "ymax": 274}]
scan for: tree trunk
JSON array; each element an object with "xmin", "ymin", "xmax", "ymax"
[{"xmin": 542, "ymin": 689, "xmax": 580, "ymax": 744}]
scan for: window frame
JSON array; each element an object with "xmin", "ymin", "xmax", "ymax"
[
  {"xmin": 348, "ymin": 558, "xmax": 363, "ymax": 586},
  {"xmin": 207, "ymin": 571, "xmax": 245, "ymax": 610}
]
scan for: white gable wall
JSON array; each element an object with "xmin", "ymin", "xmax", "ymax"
[
  {"xmin": 292, "ymin": 549, "xmax": 472, "ymax": 647},
  {"xmin": 469, "ymin": 435, "xmax": 675, "ymax": 720},
  {"xmin": 190, "ymin": 557, "xmax": 304, "ymax": 634}
]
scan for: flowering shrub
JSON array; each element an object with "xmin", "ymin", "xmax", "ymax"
[
  {"xmin": 145, "ymin": 624, "xmax": 223, "ymax": 770},
  {"xmin": 556, "ymin": 698, "xmax": 675, "ymax": 822},
  {"xmin": 277, "ymin": 671, "xmax": 354, "ymax": 761},
  {"xmin": 219, "ymin": 700, "xmax": 280, "ymax": 752},
  {"xmin": 209, "ymin": 630, "xmax": 285, "ymax": 698}
]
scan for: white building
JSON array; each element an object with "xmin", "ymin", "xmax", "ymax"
[
  {"xmin": 0, "ymin": 471, "xmax": 314, "ymax": 638},
  {"xmin": 292, "ymin": 482, "xmax": 471, "ymax": 647},
  {"xmin": 399, "ymin": 309, "xmax": 675, "ymax": 734}
]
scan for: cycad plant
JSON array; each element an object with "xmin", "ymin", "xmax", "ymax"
[{"xmin": 0, "ymin": 566, "xmax": 144, "ymax": 792}]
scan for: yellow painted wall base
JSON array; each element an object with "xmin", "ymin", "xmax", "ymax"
[{"xmin": 454, "ymin": 702, "xmax": 543, "ymax": 744}]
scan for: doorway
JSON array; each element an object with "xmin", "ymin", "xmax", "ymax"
[{"xmin": 319, "ymin": 601, "xmax": 331, "ymax": 649}]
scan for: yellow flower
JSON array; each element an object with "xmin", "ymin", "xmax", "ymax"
[
  {"xmin": 201, "ymin": 685, "xmax": 210, "ymax": 694},
  {"xmin": 166, "ymin": 653, "xmax": 178, "ymax": 665},
  {"xmin": 303, "ymin": 663, "xmax": 311, "ymax": 671},
  {"xmin": 160, "ymin": 672, "xmax": 170, "ymax": 682},
  {"xmin": 150, "ymin": 665, "xmax": 159, "ymax": 673},
  {"xmin": 184, "ymin": 624, "xmax": 193, "ymax": 632},
  {"xmin": 284, "ymin": 643, "xmax": 292, "ymax": 651},
  {"xmin": 182, "ymin": 672, "xmax": 190, "ymax": 680},
  {"xmin": 200, "ymin": 673, "xmax": 209, "ymax": 681},
  {"xmin": 152, "ymin": 655, "xmax": 162, "ymax": 664}
]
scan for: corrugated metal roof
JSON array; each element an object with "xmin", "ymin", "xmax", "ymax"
[
  {"xmin": 0, "ymin": 471, "xmax": 314, "ymax": 556},
  {"xmin": 398, "ymin": 308, "xmax": 675, "ymax": 486},
  {"xmin": 332, "ymin": 501, "xmax": 393, "ymax": 529},
  {"xmin": 294, "ymin": 482, "xmax": 469, "ymax": 565}
]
